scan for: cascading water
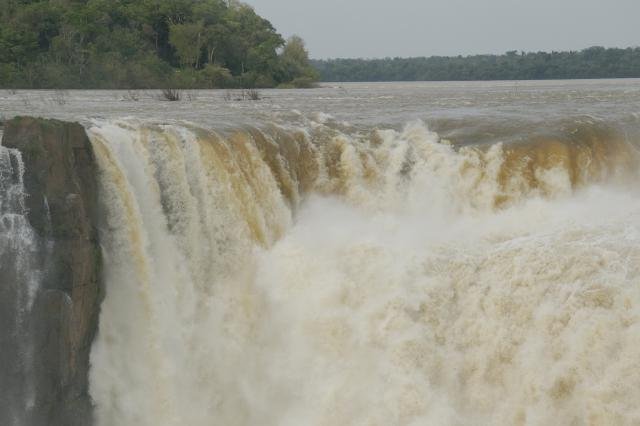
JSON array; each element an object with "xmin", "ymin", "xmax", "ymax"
[
  {"xmin": 86, "ymin": 117, "xmax": 640, "ymax": 426},
  {"xmin": 88, "ymin": 121, "xmax": 297, "ymax": 426},
  {"xmin": 0, "ymin": 146, "xmax": 49, "ymax": 426}
]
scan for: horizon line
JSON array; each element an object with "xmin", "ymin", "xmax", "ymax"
[{"xmin": 309, "ymin": 44, "xmax": 640, "ymax": 61}]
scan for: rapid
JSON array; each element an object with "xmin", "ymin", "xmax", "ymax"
[
  {"xmin": 2, "ymin": 80, "xmax": 640, "ymax": 425},
  {"xmin": 88, "ymin": 118, "xmax": 640, "ymax": 425}
]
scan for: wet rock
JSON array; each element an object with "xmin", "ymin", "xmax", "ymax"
[{"xmin": 0, "ymin": 117, "xmax": 101, "ymax": 426}]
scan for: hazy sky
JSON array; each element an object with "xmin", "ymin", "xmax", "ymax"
[{"xmin": 244, "ymin": 0, "xmax": 640, "ymax": 59}]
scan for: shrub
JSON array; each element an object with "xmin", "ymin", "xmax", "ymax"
[
  {"xmin": 177, "ymin": 67, "xmax": 211, "ymax": 89},
  {"xmin": 201, "ymin": 65, "xmax": 233, "ymax": 88},
  {"xmin": 161, "ymin": 88, "xmax": 181, "ymax": 101},
  {"xmin": 222, "ymin": 89, "xmax": 261, "ymax": 101},
  {"xmin": 238, "ymin": 72, "xmax": 275, "ymax": 89},
  {"xmin": 290, "ymin": 77, "xmax": 317, "ymax": 88},
  {"xmin": 245, "ymin": 88, "xmax": 261, "ymax": 100}
]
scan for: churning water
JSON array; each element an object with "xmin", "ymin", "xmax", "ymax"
[{"xmin": 3, "ymin": 80, "xmax": 640, "ymax": 425}]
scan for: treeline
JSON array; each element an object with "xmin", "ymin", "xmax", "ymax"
[
  {"xmin": 0, "ymin": 0, "xmax": 318, "ymax": 89},
  {"xmin": 312, "ymin": 47, "xmax": 640, "ymax": 82}
]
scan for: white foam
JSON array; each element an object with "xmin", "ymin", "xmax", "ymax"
[{"xmin": 88, "ymin": 119, "xmax": 640, "ymax": 426}]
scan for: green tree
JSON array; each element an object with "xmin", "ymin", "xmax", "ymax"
[
  {"xmin": 279, "ymin": 35, "xmax": 318, "ymax": 86},
  {"xmin": 312, "ymin": 47, "xmax": 640, "ymax": 82},
  {"xmin": 169, "ymin": 21, "xmax": 205, "ymax": 68},
  {"xmin": 0, "ymin": 0, "xmax": 324, "ymax": 89}
]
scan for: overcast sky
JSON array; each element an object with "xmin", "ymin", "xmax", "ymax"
[{"xmin": 244, "ymin": 0, "xmax": 640, "ymax": 59}]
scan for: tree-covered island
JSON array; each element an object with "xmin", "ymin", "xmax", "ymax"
[{"xmin": 0, "ymin": 0, "xmax": 318, "ymax": 89}]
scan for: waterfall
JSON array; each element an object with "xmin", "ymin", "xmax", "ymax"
[
  {"xmin": 87, "ymin": 118, "xmax": 640, "ymax": 426},
  {"xmin": 0, "ymin": 146, "xmax": 49, "ymax": 426}
]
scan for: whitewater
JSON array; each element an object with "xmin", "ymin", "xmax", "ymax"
[
  {"xmin": 86, "ymin": 117, "xmax": 639, "ymax": 425},
  {"xmin": 2, "ymin": 81, "xmax": 640, "ymax": 425}
]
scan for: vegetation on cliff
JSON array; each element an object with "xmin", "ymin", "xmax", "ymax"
[
  {"xmin": 0, "ymin": 0, "xmax": 317, "ymax": 89},
  {"xmin": 312, "ymin": 47, "xmax": 640, "ymax": 82}
]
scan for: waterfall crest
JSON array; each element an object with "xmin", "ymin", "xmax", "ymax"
[{"xmin": 87, "ymin": 118, "xmax": 640, "ymax": 426}]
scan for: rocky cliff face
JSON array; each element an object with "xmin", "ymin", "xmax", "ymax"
[{"xmin": 0, "ymin": 117, "xmax": 101, "ymax": 426}]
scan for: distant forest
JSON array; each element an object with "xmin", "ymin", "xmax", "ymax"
[
  {"xmin": 0, "ymin": 0, "xmax": 318, "ymax": 89},
  {"xmin": 312, "ymin": 47, "xmax": 640, "ymax": 82}
]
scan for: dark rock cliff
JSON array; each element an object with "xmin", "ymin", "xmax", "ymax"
[{"xmin": 0, "ymin": 117, "xmax": 101, "ymax": 426}]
